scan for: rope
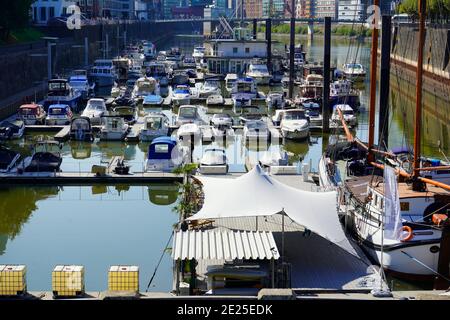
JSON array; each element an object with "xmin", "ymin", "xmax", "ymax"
[
  {"xmin": 401, "ymin": 250, "xmax": 450, "ymax": 283},
  {"xmin": 145, "ymin": 231, "xmax": 174, "ymax": 292}
]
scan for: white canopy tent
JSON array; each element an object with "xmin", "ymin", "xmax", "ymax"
[{"xmin": 188, "ymin": 165, "xmax": 358, "ymax": 256}]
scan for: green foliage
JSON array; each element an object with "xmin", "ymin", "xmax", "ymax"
[
  {"xmin": 332, "ymin": 25, "xmax": 369, "ymax": 37},
  {"xmin": 397, "ymin": 0, "xmax": 450, "ymax": 19},
  {"xmin": 0, "ymin": 0, "xmax": 36, "ymax": 41},
  {"xmin": 172, "ymin": 164, "xmax": 201, "ymax": 221}
]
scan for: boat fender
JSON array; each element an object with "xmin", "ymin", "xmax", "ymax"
[{"xmin": 400, "ymin": 226, "xmax": 414, "ymax": 242}]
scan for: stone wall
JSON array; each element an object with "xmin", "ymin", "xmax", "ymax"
[{"xmin": 0, "ymin": 21, "xmax": 183, "ymax": 105}]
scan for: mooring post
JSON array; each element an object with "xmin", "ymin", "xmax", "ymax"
[
  {"xmin": 288, "ymin": 0, "xmax": 295, "ymax": 98},
  {"xmin": 322, "ymin": 17, "xmax": 331, "ymax": 133},
  {"xmin": 47, "ymin": 42, "xmax": 52, "ymax": 80},
  {"xmin": 266, "ymin": 19, "xmax": 272, "ymax": 72},
  {"xmin": 378, "ymin": 15, "xmax": 392, "ymax": 149},
  {"xmin": 308, "ymin": 21, "xmax": 314, "ymax": 40},
  {"xmin": 253, "ymin": 18, "xmax": 257, "ymax": 40},
  {"xmin": 84, "ymin": 37, "xmax": 89, "ymax": 67}
]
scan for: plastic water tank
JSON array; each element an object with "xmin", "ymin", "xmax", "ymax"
[{"xmin": 301, "ymin": 162, "xmax": 310, "ymax": 182}]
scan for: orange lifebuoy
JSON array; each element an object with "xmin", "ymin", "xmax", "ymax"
[{"xmin": 400, "ymin": 226, "xmax": 414, "ymax": 242}]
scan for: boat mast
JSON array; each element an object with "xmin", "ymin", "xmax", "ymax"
[
  {"xmin": 413, "ymin": 0, "xmax": 426, "ymax": 180},
  {"xmin": 367, "ymin": 0, "xmax": 380, "ymax": 163}
]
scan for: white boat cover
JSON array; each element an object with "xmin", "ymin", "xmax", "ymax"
[
  {"xmin": 188, "ymin": 165, "xmax": 358, "ymax": 256},
  {"xmin": 172, "ymin": 230, "xmax": 280, "ymax": 260}
]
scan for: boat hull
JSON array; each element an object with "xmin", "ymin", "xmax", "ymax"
[{"xmin": 281, "ymin": 128, "xmax": 309, "ymax": 140}]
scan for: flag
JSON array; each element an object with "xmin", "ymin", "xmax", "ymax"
[{"xmin": 384, "ymin": 166, "xmax": 402, "ymax": 240}]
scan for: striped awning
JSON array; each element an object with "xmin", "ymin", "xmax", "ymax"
[{"xmin": 172, "ymin": 230, "xmax": 280, "ymax": 260}]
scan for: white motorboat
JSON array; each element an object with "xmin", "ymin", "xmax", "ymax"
[
  {"xmin": 243, "ymin": 120, "xmax": 271, "ymax": 142},
  {"xmin": 192, "ymin": 46, "xmax": 205, "ymax": 65},
  {"xmin": 177, "ymin": 123, "xmax": 201, "ymax": 143},
  {"xmin": 198, "ymin": 80, "xmax": 221, "ymax": 98},
  {"xmin": 303, "ymin": 101, "xmax": 323, "ymax": 129},
  {"xmin": 145, "ymin": 137, "xmax": 189, "ymax": 172},
  {"xmin": 132, "ymin": 77, "xmax": 160, "ymax": 102},
  {"xmin": 18, "ymin": 103, "xmax": 46, "ymax": 125},
  {"xmin": 171, "ymin": 70, "xmax": 190, "ymax": 86},
  {"xmin": 342, "ymin": 63, "xmax": 366, "ymax": 81},
  {"xmin": 206, "ymin": 94, "xmax": 224, "ymax": 106},
  {"xmin": 172, "ymin": 85, "xmax": 196, "ymax": 106},
  {"xmin": 139, "ymin": 113, "xmax": 170, "ymax": 142},
  {"xmin": 266, "ymin": 92, "xmax": 285, "ymax": 109},
  {"xmin": 44, "ymin": 79, "xmax": 82, "ymax": 110},
  {"xmin": 176, "ymin": 105, "xmax": 202, "ymax": 126},
  {"xmin": 69, "ymin": 117, "xmax": 94, "ymax": 142},
  {"xmin": 247, "ymin": 61, "xmax": 271, "ymax": 85},
  {"xmin": 224, "ymin": 73, "xmax": 238, "ymax": 94},
  {"xmin": 199, "ymin": 148, "xmax": 228, "ymax": 175},
  {"xmin": 69, "ymin": 70, "xmax": 95, "ymax": 100},
  {"xmin": 81, "ymin": 98, "xmax": 107, "ymax": 125},
  {"xmin": 89, "ymin": 59, "xmax": 117, "ymax": 87},
  {"xmin": 99, "ymin": 116, "xmax": 129, "ymax": 141},
  {"xmin": 259, "ymin": 150, "xmax": 289, "ymax": 167},
  {"xmin": 331, "ymin": 104, "xmax": 357, "ymax": 128},
  {"xmin": 231, "ymin": 77, "xmax": 258, "ymax": 109},
  {"xmin": 145, "ymin": 62, "xmax": 169, "ymax": 87},
  {"xmin": 143, "ymin": 41, "xmax": 157, "ymax": 60},
  {"xmin": 280, "ymin": 109, "xmax": 310, "ymax": 140},
  {"xmin": 210, "ymin": 113, "xmax": 234, "ymax": 139},
  {"xmin": 45, "ymin": 104, "xmax": 73, "ymax": 125}
]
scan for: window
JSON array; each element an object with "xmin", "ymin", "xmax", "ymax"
[
  {"xmin": 233, "ymin": 47, "xmax": 238, "ymax": 54},
  {"xmin": 40, "ymin": 7, "xmax": 47, "ymax": 21},
  {"xmin": 245, "ymin": 48, "xmax": 250, "ymax": 54},
  {"xmin": 400, "ymin": 202, "xmax": 410, "ymax": 211},
  {"xmin": 155, "ymin": 144, "xmax": 169, "ymax": 153},
  {"xmin": 49, "ymin": 7, "xmax": 55, "ymax": 18}
]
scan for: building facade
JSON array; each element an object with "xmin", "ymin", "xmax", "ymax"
[
  {"xmin": 315, "ymin": 0, "xmax": 337, "ymax": 19},
  {"xmin": 262, "ymin": 0, "xmax": 284, "ymax": 18},
  {"xmin": 337, "ymin": 0, "xmax": 367, "ymax": 22},
  {"xmin": 244, "ymin": 0, "xmax": 263, "ymax": 18},
  {"xmin": 32, "ymin": 0, "xmax": 77, "ymax": 24}
]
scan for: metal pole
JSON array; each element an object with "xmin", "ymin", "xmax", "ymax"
[
  {"xmin": 47, "ymin": 43, "xmax": 52, "ymax": 80},
  {"xmin": 253, "ymin": 18, "xmax": 257, "ymax": 40},
  {"xmin": 288, "ymin": 0, "xmax": 295, "ymax": 98},
  {"xmin": 322, "ymin": 17, "xmax": 331, "ymax": 133},
  {"xmin": 105, "ymin": 33, "xmax": 109, "ymax": 59},
  {"xmin": 124, "ymin": 31, "xmax": 127, "ymax": 49},
  {"xmin": 281, "ymin": 210, "xmax": 285, "ymax": 264},
  {"xmin": 367, "ymin": 0, "xmax": 380, "ymax": 163},
  {"xmin": 266, "ymin": 19, "xmax": 272, "ymax": 72},
  {"xmin": 413, "ymin": 0, "xmax": 426, "ymax": 179},
  {"xmin": 378, "ymin": 15, "xmax": 391, "ymax": 148},
  {"xmin": 84, "ymin": 37, "xmax": 89, "ymax": 67}
]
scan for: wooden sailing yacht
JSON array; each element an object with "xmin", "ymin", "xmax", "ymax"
[{"xmin": 319, "ymin": 0, "xmax": 450, "ymax": 281}]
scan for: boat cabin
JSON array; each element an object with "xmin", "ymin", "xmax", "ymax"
[{"xmin": 18, "ymin": 103, "xmax": 46, "ymax": 124}]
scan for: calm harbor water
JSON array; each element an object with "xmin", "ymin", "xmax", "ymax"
[{"xmin": 0, "ymin": 34, "xmax": 447, "ymax": 292}]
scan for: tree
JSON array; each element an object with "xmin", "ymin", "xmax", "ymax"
[
  {"xmin": 0, "ymin": 0, "xmax": 36, "ymax": 41},
  {"xmin": 172, "ymin": 163, "xmax": 201, "ymax": 223}
]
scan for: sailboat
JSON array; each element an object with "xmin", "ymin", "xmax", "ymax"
[{"xmin": 320, "ymin": 1, "xmax": 450, "ymax": 281}]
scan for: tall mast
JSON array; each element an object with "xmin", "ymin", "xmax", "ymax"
[
  {"xmin": 367, "ymin": 0, "xmax": 380, "ymax": 163},
  {"xmin": 413, "ymin": 0, "xmax": 426, "ymax": 178}
]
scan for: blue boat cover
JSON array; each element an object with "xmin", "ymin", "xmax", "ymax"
[{"xmin": 148, "ymin": 137, "xmax": 177, "ymax": 160}]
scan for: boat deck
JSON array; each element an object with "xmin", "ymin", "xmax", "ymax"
[{"xmin": 188, "ymin": 172, "xmax": 385, "ymax": 292}]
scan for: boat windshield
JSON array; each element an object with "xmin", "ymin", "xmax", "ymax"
[
  {"xmin": 346, "ymin": 64, "xmax": 362, "ymax": 69},
  {"xmin": 237, "ymin": 83, "xmax": 253, "ymax": 93},
  {"xmin": 49, "ymin": 82, "xmax": 68, "ymax": 91},
  {"xmin": 284, "ymin": 111, "xmax": 306, "ymax": 120},
  {"xmin": 49, "ymin": 107, "xmax": 67, "ymax": 115},
  {"xmin": 179, "ymin": 107, "xmax": 196, "ymax": 118},
  {"xmin": 71, "ymin": 120, "xmax": 90, "ymax": 131},
  {"xmin": 19, "ymin": 108, "xmax": 37, "ymax": 115},
  {"xmin": 147, "ymin": 117, "xmax": 162, "ymax": 129},
  {"xmin": 246, "ymin": 121, "xmax": 266, "ymax": 129},
  {"xmin": 250, "ymin": 65, "xmax": 268, "ymax": 72},
  {"xmin": 87, "ymin": 100, "xmax": 105, "ymax": 110},
  {"xmin": 175, "ymin": 89, "xmax": 190, "ymax": 94}
]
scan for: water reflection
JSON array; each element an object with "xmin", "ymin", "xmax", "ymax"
[
  {"xmin": 0, "ymin": 184, "xmax": 179, "ymax": 291},
  {"xmin": 0, "ymin": 186, "xmax": 59, "ymax": 240}
]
